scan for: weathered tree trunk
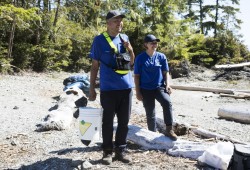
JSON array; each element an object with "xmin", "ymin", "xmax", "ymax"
[{"xmin": 218, "ymin": 107, "xmax": 250, "ymax": 124}]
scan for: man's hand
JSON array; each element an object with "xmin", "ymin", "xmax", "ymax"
[
  {"xmin": 123, "ymin": 41, "xmax": 133, "ymax": 53},
  {"xmin": 88, "ymin": 89, "xmax": 97, "ymax": 101},
  {"xmin": 136, "ymin": 92, "xmax": 143, "ymax": 101}
]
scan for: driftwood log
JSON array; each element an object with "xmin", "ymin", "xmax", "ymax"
[
  {"xmin": 155, "ymin": 118, "xmax": 248, "ymax": 145},
  {"xmin": 36, "ymin": 86, "xmax": 87, "ymax": 131},
  {"xmin": 126, "ymin": 124, "xmax": 214, "ymax": 159},
  {"xmin": 218, "ymin": 107, "xmax": 250, "ymax": 124},
  {"xmin": 214, "ymin": 62, "xmax": 250, "ymax": 69},
  {"xmin": 170, "ymin": 85, "xmax": 234, "ymax": 94},
  {"xmin": 171, "ymin": 85, "xmax": 250, "ymax": 99},
  {"xmin": 220, "ymin": 92, "xmax": 250, "ymax": 99}
]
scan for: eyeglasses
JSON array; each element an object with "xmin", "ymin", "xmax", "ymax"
[{"xmin": 149, "ymin": 42, "xmax": 158, "ymax": 45}]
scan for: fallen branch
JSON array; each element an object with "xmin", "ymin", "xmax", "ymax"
[{"xmin": 214, "ymin": 62, "xmax": 250, "ymax": 69}]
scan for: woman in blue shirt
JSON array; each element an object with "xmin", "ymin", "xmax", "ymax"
[{"xmin": 134, "ymin": 34, "xmax": 177, "ymax": 140}]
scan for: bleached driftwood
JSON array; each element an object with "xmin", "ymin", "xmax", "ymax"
[
  {"xmin": 36, "ymin": 86, "xmax": 87, "ymax": 131},
  {"xmin": 214, "ymin": 62, "xmax": 250, "ymax": 69},
  {"xmin": 171, "ymin": 85, "xmax": 250, "ymax": 99},
  {"xmin": 155, "ymin": 118, "xmax": 248, "ymax": 145},
  {"xmin": 220, "ymin": 92, "xmax": 250, "ymax": 99},
  {"xmin": 236, "ymin": 90, "xmax": 250, "ymax": 94},
  {"xmin": 218, "ymin": 107, "xmax": 250, "ymax": 124},
  {"xmin": 127, "ymin": 124, "xmax": 213, "ymax": 159},
  {"xmin": 191, "ymin": 128, "xmax": 247, "ymax": 144},
  {"xmin": 170, "ymin": 85, "xmax": 234, "ymax": 94}
]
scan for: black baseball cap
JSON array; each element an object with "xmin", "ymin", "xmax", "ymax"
[
  {"xmin": 144, "ymin": 34, "xmax": 160, "ymax": 42},
  {"xmin": 106, "ymin": 10, "xmax": 125, "ymax": 20}
]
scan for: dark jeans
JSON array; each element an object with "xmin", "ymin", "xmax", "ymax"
[
  {"xmin": 100, "ymin": 89, "xmax": 132, "ymax": 153},
  {"xmin": 141, "ymin": 87, "xmax": 173, "ymax": 132}
]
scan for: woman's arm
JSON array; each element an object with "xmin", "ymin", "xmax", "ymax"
[{"xmin": 134, "ymin": 74, "xmax": 143, "ymax": 101}]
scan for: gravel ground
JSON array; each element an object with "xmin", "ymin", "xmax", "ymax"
[{"xmin": 0, "ymin": 67, "xmax": 249, "ymax": 170}]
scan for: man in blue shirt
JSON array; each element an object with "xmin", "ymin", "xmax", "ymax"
[
  {"xmin": 134, "ymin": 34, "xmax": 177, "ymax": 141},
  {"xmin": 89, "ymin": 10, "xmax": 134, "ymax": 165}
]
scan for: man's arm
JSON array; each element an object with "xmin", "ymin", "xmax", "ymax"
[{"xmin": 89, "ymin": 59, "xmax": 99, "ymax": 101}]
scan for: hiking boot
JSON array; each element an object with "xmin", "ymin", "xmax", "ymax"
[
  {"xmin": 114, "ymin": 147, "xmax": 131, "ymax": 163},
  {"xmin": 102, "ymin": 152, "xmax": 113, "ymax": 165},
  {"xmin": 165, "ymin": 125, "xmax": 178, "ymax": 141}
]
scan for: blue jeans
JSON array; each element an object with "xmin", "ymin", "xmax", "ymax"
[
  {"xmin": 141, "ymin": 87, "xmax": 173, "ymax": 132},
  {"xmin": 100, "ymin": 89, "xmax": 132, "ymax": 153}
]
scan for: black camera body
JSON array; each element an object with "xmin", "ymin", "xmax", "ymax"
[{"xmin": 116, "ymin": 52, "xmax": 131, "ymax": 70}]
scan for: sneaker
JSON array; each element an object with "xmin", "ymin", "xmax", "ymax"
[
  {"xmin": 102, "ymin": 153, "xmax": 112, "ymax": 165},
  {"xmin": 114, "ymin": 152, "xmax": 131, "ymax": 163}
]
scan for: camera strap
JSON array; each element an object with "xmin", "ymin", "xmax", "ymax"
[
  {"xmin": 103, "ymin": 32, "xmax": 118, "ymax": 54},
  {"xmin": 102, "ymin": 32, "xmax": 130, "ymax": 75}
]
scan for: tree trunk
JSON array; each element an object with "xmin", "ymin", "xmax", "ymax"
[
  {"xmin": 7, "ymin": 17, "xmax": 16, "ymax": 58},
  {"xmin": 53, "ymin": 0, "xmax": 60, "ymax": 27},
  {"xmin": 37, "ymin": 0, "xmax": 41, "ymax": 8},
  {"xmin": 214, "ymin": 0, "xmax": 219, "ymax": 37},
  {"xmin": 199, "ymin": 0, "xmax": 204, "ymax": 34},
  {"xmin": 43, "ymin": 0, "xmax": 48, "ymax": 12}
]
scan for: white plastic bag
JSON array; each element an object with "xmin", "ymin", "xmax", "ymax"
[{"xmin": 198, "ymin": 141, "xmax": 234, "ymax": 170}]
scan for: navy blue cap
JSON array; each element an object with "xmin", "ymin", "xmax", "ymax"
[
  {"xmin": 106, "ymin": 10, "xmax": 125, "ymax": 20},
  {"xmin": 144, "ymin": 34, "xmax": 160, "ymax": 42}
]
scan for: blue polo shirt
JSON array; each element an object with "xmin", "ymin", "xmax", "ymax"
[
  {"xmin": 89, "ymin": 33, "xmax": 134, "ymax": 91},
  {"xmin": 134, "ymin": 51, "xmax": 169, "ymax": 90}
]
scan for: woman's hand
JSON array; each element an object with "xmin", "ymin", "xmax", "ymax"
[{"xmin": 166, "ymin": 86, "xmax": 172, "ymax": 95}]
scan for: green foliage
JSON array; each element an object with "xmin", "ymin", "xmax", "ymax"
[
  {"xmin": 0, "ymin": 5, "xmax": 41, "ymax": 30},
  {"xmin": 29, "ymin": 40, "xmax": 72, "ymax": 72},
  {"xmin": 11, "ymin": 43, "xmax": 33, "ymax": 70},
  {"xmin": 187, "ymin": 34, "xmax": 211, "ymax": 66},
  {"xmin": 215, "ymin": 31, "xmax": 249, "ymax": 64},
  {"xmin": 0, "ymin": 1, "xmax": 249, "ymax": 73},
  {"xmin": 0, "ymin": 44, "xmax": 12, "ymax": 73}
]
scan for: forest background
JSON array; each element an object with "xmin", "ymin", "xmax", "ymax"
[{"xmin": 1, "ymin": 0, "xmax": 250, "ymax": 74}]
